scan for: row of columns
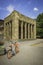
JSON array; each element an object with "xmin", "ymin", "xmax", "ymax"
[{"xmin": 19, "ymin": 21, "xmax": 34, "ymax": 39}]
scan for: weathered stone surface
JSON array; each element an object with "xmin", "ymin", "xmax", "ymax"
[{"xmin": 4, "ymin": 10, "xmax": 36, "ymax": 41}]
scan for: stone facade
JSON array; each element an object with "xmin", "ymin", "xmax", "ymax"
[{"xmin": 4, "ymin": 10, "xmax": 36, "ymax": 41}]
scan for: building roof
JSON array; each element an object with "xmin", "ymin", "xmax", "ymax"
[
  {"xmin": 5, "ymin": 10, "xmax": 34, "ymax": 20},
  {"xmin": 4, "ymin": 10, "xmax": 36, "ymax": 24}
]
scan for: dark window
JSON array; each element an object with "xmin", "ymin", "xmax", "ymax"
[
  {"xmin": 26, "ymin": 23, "xmax": 28, "ymax": 38},
  {"xmin": 23, "ymin": 22, "xmax": 25, "ymax": 39},
  {"xmin": 19, "ymin": 20, "xmax": 21, "ymax": 39}
]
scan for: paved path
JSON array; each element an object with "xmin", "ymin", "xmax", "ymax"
[{"xmin": 0, "ymin": 39, "xmax": 43, "ymax": 65}]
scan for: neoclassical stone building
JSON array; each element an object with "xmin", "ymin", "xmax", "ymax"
[{"xmin": 4, "ymin": 10, "xmax": 36, "ymax": 41}]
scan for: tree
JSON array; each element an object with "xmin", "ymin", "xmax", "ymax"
[{"xmin": 36, "ymin": 13, "xmax": 43, "ymax": 38}]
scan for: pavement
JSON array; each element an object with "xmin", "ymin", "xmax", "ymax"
[
  {"xmin": 0, "ymin": 39, "xmax": 43, "ymax": 65},
  {"xmin": 20, "ymin": 39, "xmax": 43, "ymax": 47}
]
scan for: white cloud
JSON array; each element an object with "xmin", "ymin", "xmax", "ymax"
[
  {"xmin": 33, "ymin": 7, "xmax": 39, "ymax": 11},
  {"xmin": 6, "ymin": 5, "xmax": 14, "ymax": 13}
]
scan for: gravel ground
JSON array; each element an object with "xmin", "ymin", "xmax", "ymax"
[{"xmin": 0, "ymin": 39, "xmax": 43, "ymax": 65}]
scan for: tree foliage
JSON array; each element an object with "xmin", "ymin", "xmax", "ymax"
[{"xmin": 36, "ymin": 13, "xmax": 43, "ymax": 38}]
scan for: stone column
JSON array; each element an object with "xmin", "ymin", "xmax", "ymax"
[
  {"xmin": 12, "ymin": 17, "xmax": 19, "ymax": 40},
  {"xmin": 9, "ymin": 22, "xmax": 12, "ymax": 39},
  {"xmin": 8, "ymin": 23, "xmax": 10, "ymax": 40},
  {"xmin": 29, "ymin": 24, "xmax": 31, "ymax": 39},
  {"xmin": 25, "ymin": 23, "xmax": 27, "ymax": 39},
  {"xmin": 5, "ymin": 23, "xmax": 7, "ymax": 39},
  {"xmin": 8, "ymin": 22, "xmax": 11, "ymax": 40},
  {"xmin": 28, "ymin": 24, "xmax": 30, "ymax": 39},
  {"xmin": 6, "ymin": 23, "xmax": 9, "ymax": 39},
  {"xmin": 34, "ymin": 23, "xmax": 36, "ymax": 39},
  {"xmin": 21, "ymin": 21, "xmax": 23, "ymax": 39},
  {"xmin": 31, "ymin": 24, "xmax": 32, "ymax": 39}
]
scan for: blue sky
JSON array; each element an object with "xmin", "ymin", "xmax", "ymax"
[{"xmin": 0, "ymin": 0, "xmax": 43, "ymax": 19}]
